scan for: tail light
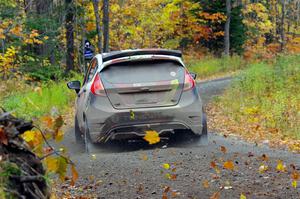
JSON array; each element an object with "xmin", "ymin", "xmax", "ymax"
[
  {"xmin": 91, "ymin": 73, "xmax": 106, "ymax": 96},
  {"xmin": 183, "ymin": 69, "xmax": 195, "ymax": 91}
]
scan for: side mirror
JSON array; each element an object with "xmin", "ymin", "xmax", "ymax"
[
  {"xmin": 67, "ymin": 81, "xmax": 81, "ymax": 93},
  {"xmin": 190, "ymin": 72, "xmax": 197, "ymax": 80}
]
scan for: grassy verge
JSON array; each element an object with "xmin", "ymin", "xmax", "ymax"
[
  {"xmin": 186, "ymin": 55, "xmax": 247, "ymax": 80},
  {"xmin": 0, "ymin": 76, "xmax": 81, "ymax": 120},
  {"xmin": 208, "ymin": 55, "xmax": 300, "ymax": 151}
]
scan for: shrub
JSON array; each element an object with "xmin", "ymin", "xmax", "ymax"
[{"xmin": 219, "ymin": 55, "xmax": 300, "ymax": 139}]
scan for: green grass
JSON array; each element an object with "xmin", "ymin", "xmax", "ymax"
[
  {"xmin": 218, "ymin": 55, "xmax": 300, "ymax": 138},
  {"xmin": 186, "ymin": 55, "xmax": 247, "ymax": 79},
  {"xmin": 0, "ymin": 75, "xmax": 82, "ymax": 119}
]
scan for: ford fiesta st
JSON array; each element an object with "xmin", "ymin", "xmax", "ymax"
[{"xmin": 67, "ymin": 49, "xmax": 207, "ymax": 146}]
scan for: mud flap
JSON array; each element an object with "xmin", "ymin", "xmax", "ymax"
[{"xmin": 197, "ymin": 112, "xmax": 208, "ymax": 146}]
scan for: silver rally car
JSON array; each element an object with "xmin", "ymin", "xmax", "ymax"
[{"xmin": 67, "ymin": 49, "xmax": 207, "ymax": 146}]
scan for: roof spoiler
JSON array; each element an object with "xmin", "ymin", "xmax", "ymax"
[{"xmin": 102, "ymin": 49, "xmax": 182, "ymax": 62}]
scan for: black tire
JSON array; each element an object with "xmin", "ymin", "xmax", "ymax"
[{"xmin": 74, "ymin": 116, "xmax": 83, "ymax": 144}]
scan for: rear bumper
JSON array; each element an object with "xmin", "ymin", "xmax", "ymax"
[{"xmin": 85, "ymin": 89, "xmax": 203, "ymax": 142}]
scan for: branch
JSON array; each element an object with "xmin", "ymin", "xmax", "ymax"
[{"xmin": 10, "ymin": 175, "xmax": 44, "ymax": 183}]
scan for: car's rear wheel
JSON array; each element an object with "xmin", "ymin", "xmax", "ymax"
[{"xmin": 75, "ymin": 116, "xmax": 83, "ymax": 144}]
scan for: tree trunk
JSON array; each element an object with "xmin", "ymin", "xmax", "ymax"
[
  {"xmin": 92, "ymin": 0, "xmax": 102, "ymax": 53},
  {"xmin": 280, "ymin": 0, "xmax": 286, "ymax": 51},
  {"xmin": 65, "ymin": 0, "xmax": 75, "ymax": 72},
  {"xmin": 103, "ymin": 0, "xmax": 110, "ymax": 52},
  {"xmin": 224, "ymin": 0, "xmax": 231, "ymax": 56}
]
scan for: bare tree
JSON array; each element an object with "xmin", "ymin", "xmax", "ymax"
[
  {"xmin": 224, "ymin": 0, "xmax": 231, "ymax": 55},
  {"xmin": 92, "ymin": 0, "xmax": 102, "ymax": 53},
  {"xmin": 103, "ymin": 0, "xmax": 109, "ymax": 52},
  {"xmin": 65, "ymin": 0, "xmax": 75, "ymax": 72}
]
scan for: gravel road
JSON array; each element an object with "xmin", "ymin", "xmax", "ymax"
[{"xmin": 58, "ymin": 78, "xmax": 300, "ymax": 199}]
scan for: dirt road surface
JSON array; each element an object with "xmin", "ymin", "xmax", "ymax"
[{"xmin": 57, "ymin": 78, "xmax": 300, "ymax": 199}]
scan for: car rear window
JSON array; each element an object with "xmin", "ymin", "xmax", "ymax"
[{"xmin": 101, "ymin": 60, "xmax": 184, "ymax": 84}]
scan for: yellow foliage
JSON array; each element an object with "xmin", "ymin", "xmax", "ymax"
[{"xmin": 0, "ymin": 46, "xmax": 18, "ymax": 78}]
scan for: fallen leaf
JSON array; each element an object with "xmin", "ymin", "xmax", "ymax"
[
  {"xmin": 54, "ymin": 116, "xmax": 64, "ymax": 129},
  {"xmin": 223, "ymin": 161, "xmax": 234, "ymax": 170},
  {"xmin": 22, "ymin": 130, "xmax": 36, "ymax": 142},
  {"xmin": 276, "ymin": 160, "xmax": 287, "ymax": 172},
  {"xmin": 71, "ymin": 165, "xmax": 79, "ymax": 186},
  {"xmin": 220, "ymin": 146, "xmax": 227, "ymax": 153},
  {"xmin": 292, "ymin": 180, "xmax": 297, "ymax": 188},
  {"xmin": 141, "ymin": 154, "xmax": 148, "ymax": 161},
  {"xmin": 0, "ymin": 128, "xmax": 8, "ymax": 145},
  {"xmin": 162, "ymin": 193, "xmax": 168, "ymax": 199},
  {"xmin": 210, "ymin": 161, "xmax": 217, "ymax": 169},
  {"xmin": 259, "ymin": 164, "xmax": 269, "ymax": 173},
  {"xmin": 171, "ymin": 190, "xmax": 180, "ymax": 198},
  {"xmin": 170, "ymin": 174, "xmax": 177, "ymax": 180},
  {"xmin": 44, "ymin": 156, "xmax": 58, "ymax": 173},
  {"xmin": 240, "ymin": 193, "xmax": 247, "ymax": 199},
  {"xmin": 291, "ymin": 170, "xmax": 299, "ymax": 180},
  {"xmin": 91, "ymin": 154, "xmax": 96, "ymax": 160},
  {"xmin": 210, "ymin": 191, "xmax": 220, "ymax": 199},
  {"xmin": 165, "ymin": 173, "xmax": 171, "ymax": 179},
  {"xmin": 202, "ymin": 180, "xmax": 210, "ymax": 188},
  {"xmin": 143, "ymin": 130, "xmax": 160, "ymax": 145},
  {"xmin": 261, "ymin": 154, "xmax": 269, "ymax": 161},
  {"xmin": 137, "ymin": 183, "xmax": 143, "ymax": 194},
  {"xmin": 163, "ymin": 163, "xmax": 170, "ymax": 170},
  {"xmin": 41, "ymin": 116, "xmax": 53, "ymax": 128},
  {"xmin": 55, "ymin": 130, "xmax": 64, "ymax": 142},
  {"xmin": 163, "ymin": 186, "xmax": 170, "ymax": 193}
]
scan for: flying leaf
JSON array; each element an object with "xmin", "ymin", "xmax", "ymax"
[
  {"xmin": 276, "ymin": 160, "xmax": 286, "ymax": 172},
  {"xmin": 143, "ymin": 130, "xmax": 160, "ymax": 145},
  {"xmin": 223, "ymin": 161, "xmax": 234, "ymax": 170},
  {"xmin": 220, "ymin": 146, "xmax": 227, "ymax": 153},
  {"xmin": 130, "ymin": 110, "xmax": 135, "ymax": 120},
  {"xmin": 240, "ymin": 193, "xmax": 247, "ymax": 199},
  {"xmin": 71, "ymin": 165, "xmax": 79, "ymax": 186}
]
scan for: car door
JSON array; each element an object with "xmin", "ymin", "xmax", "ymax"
[{"xmin": 77, "ymin": 58, "xmax": 98, "ymax": 129}]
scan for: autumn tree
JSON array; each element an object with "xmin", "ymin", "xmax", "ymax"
[
  {"xmin": 103, "ymin": 0, "xmax": 109, "ymax": 52},
  {"xmin": 65, "ymin": 0, "xmax": 75, "ymax": 72},
  {"xmin": 224, "ymin": 0, "xmax": 231, "ymax": 55},
  {"xmin": 92, "ymin": 0, "xmax": 102, "ymax": 53}
]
